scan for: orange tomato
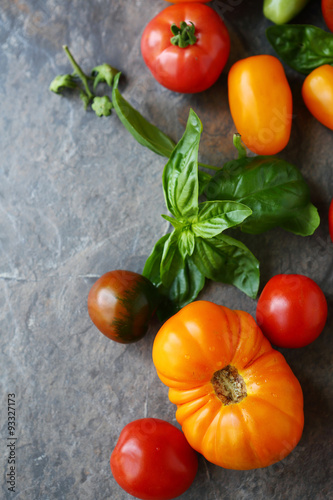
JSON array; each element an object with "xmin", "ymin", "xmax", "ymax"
[
  {"xmin": 302, "ymin": 64, "xmax": 333, "ymax": 130},
  {"xmin": 228, "ymin": 55, "xmax": 293, "ymax": 155},
  {"xmin": 152, "ymin": 301, "xmax": 304, "ymax": 470}
]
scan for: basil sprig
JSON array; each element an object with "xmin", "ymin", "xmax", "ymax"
[
  {"xmin": 266, "ymin": 25, "xmax": 333, "ymax": 74},
  {"xmin": 143, "ymin": 110, "xmax": 258, "ymax": 318}
]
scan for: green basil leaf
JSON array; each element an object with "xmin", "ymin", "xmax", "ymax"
[
  {"xmin": 178, "ymin": 229, "xmax": 195, "ymax": 259},
  {"xmin": 192, "ymin": 200, "xmax": 252, "ymax": 239},
  {"xmin": 160, "ymin": 231, "xmax": 184, "ymax": 288},
  {"xmin": 112, "ymin": 73, "xmax": 176, "ymax": 157},
  {"xmin": 142, "ymin": 236, "xmax": 205, "ymax": 321},
  {"xmin": 161, "ymin": 214, "xmax": 185, "ymax": 231},
  {"xmin": 142, "ymin": 234, "xmax": 169, "ymax": 287},
  {"xmin": 205, "ymin": 156, "xmax": 317, "ymax": 235},
  {"xmin": 162, "ymin": 109, "xmax": 201, "ymax": 219},
  {"xmin": 279, "ymin": 203, "xmax": 320, "ymax": 236},
  {"xmin": 198, "ymin": 170, "xmax": 213, "ymax": 195},
  {"xmin": 266, "ymin": 25, "xmax": 333, "ymax": 75},
  {"xmin": 192, "ymin": 234, "xmax": 260, "ymax": 299}
]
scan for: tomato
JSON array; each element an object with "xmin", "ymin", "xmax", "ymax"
[
  {"xmin": 256, "ymin": 274, "xmax": 328, "ymax": 348},
  {"xmin": 302, "ymin": 65, "xmax": 333, "ymax": 130},
  {"xmin": 228, "ymin": 55, "xmax": 293, "ymax": 155},
  {"xmin": 141, "ymin": 3, "xmax": 230, "ymax": 93},
  {"xmin": 322, "ymin": 0, "xmax": 333, "ymax": 32},
  {"xmin": 110, "ymin": 418, "xmax": 198, "ymax": 500},
  {"xmin": 329, "ymin": 199, "xmax": 333, "ymax": 243},
  {"xmin": 87, "ymin": 270, "xmax": 157, "ymax": 343},
  {"xmin": 164, "ymin": 0, "xmax": 211, "ymax": 2},
  {"xmin": 153, "ymin": 301, "xmax": 304, "ymax": 470}
]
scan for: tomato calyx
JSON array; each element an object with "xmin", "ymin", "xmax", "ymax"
[
  {"xmin": 170, "ymin": 21, "xmax": 197, "ymax": 48},
  {"xmin": 211, "ymin": 365, "xmax": 247, "ymax": 405}
]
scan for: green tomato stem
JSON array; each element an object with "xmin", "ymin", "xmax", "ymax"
[
  {"xmin": 63, "ymin": 45, "xmax": 94, "ymax": 100},
  {"xmin": 233, "ymin": 134, "xmax": 247, "ymax": 159},
  {"xmin": 170, "ymin": 22, "xmax": 197, "ymax": 48}
]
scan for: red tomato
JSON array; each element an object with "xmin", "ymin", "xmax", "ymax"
[
  {"xmin": 329, "ymin": 198, "xmax": 333, "ymax": 243},
  {"xmin": 164, "ymin": 0, "xmax": 210, "ymax": 2},
  {"xmin": 141, "ymin": 3, "xmax": 230, "ymax": 93},
  {"xmin": 110, "ymin": 418, "xmax": 198, "ymax": 500},
  {"xmin": 256, "ymin": 274, "xmax": 328, "ymax": 348},
  {"xmin": 302, "ymin": 65, "xmax": 333, "ymax": 130},
  {"xmin": 87, "ymin": 270, "xmax": 157, "ymax": 343},
  {"xmin": 322, "ymin": 0, "xmax": 333, "ymax": 32}
]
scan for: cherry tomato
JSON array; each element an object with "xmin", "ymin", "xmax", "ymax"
[
  {"xmin": 228, "ymin": 55, "xmax": 293, "ymax": 155},
  {"xmin": 256, "ymin": 274, "xmax": 328, "ymax": 348},
  {"xmin": 329, "ymin": 198, "xmax": 333, "ymax": 243},
  {"xmin": 141, "ymin": 3, "xmax": 230, "ymax": 93},
  {"xmin": 87, "ymin": 270, "xmax": 157, "ymax": 343},
  {"xmin": 302, "ymin": 65, "xmax": 333, "ymax": 130},
  {"xmin": 110, "ymin": 418, "xmax": 198, "ymax": 500},
  {"xmin": 322, "ymin": 0, "xmax": 333, "ymax": 32}
]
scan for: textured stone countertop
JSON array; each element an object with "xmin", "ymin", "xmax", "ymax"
[{"xmin": 0, "ymin": 1, "xmax": 332, "ymax": 499}]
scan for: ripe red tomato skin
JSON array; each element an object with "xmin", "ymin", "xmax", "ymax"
[
  {"xmin": 329, "ymin": 199, "xmax": 333, "ymax": 243},
  {"xmin": 256, "ymin": 274, "xmax": 328, "ymax": 348},
  {"xmin": 110, "ymin": 418, "xmax": 198, "ymax": 500},
  {"xmin": 141, "ymin": 3, "xmax": 230, "ymax": 93},
  {"xmin": 87, "ymin": 270, "xmax": 157, "ymax": 344},
  {"xmin": 322, "ymin": 0, "xmax": 333, "ymax": 32}
]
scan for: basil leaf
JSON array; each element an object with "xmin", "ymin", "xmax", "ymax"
[
  {"xmin": 192, "ymin": 200, "xmax": 252, "ymax": 239},
  {"xmin": 161, "ymin": 214, "xmax": 184, "ymax": 231},
  {"xmin": 142, "ymin": 234, "xmax": 169, "ymax": 287},
  {"xmin": 160, "ymin": 231, "xmax": 184, "ymax": 288},
  {"xmin": 178, "ymin": 229, "xmax": 195, "ymax": 259},
  {"xmin": 162, "ymin": 109, "xmax": 201, "ymax": 219},
  {"xmin": 205, "ymin": 156, "xmax": 318, "ymax": 235},
  {"xmin": 142, "ymin": 236, "xmax": 205, "ymax": 321},
  {"xmin": 266, "ymin": 25, "xmax": 333, "ymax": 75},
  {"xmin": 192, "ymin": 234, "xmax": 260, "ymax": 299},
  {"xmin": 279, "ymin": 203, "xmax": 320, "ymax": 236},
  {"xmin": 198, "ymin": 170, "xmax": 213, "ymax": 195},
  {"xmin": 112, "ymin": 73, "xmax": 176, "ymax": 157}
]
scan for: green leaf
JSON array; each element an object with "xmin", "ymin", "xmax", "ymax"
[
  {"xmin": 266, "ymin": 25, "xmax": 333, "ymax": 75},
  {"xmin": 198, "ymin": 170, "xmax": 213, "ymax": 195},
  {"xmin": 279, "ymin": 203, "xmax": 320, "ymax": 236},
  {"xmin": 192, "ymin": 200, "xmax": 252, "ymax": 239},
  {"xmin": 142, "ymin": 235, "xmax": 205, "ymax": 320},
  {"xmin": 161, "ymin": 214, "xmax": 184, "ymax": 231},
  {"xmin": 112, "ymin": 73, "xmax": 176, "ymax": 157},
  {"xmin": 162, "ymin": 109, "xmax": 201, "ymax": 219},
  {"xmin": 49, "ymin": 74, "xmax": 78, "ymax": 94},
  {"xmin": 205, "ymin": 156, "xmax": 318, "ymax": 235},
  {"xmin": 178, "ymin": 229, "xmax": 195, "ymax": 259},
  {"xmin": 91, "ymin": 64, "xmax": 119, "ymax": 89},
  {"xmin": 160, "ymin": 231, "xmax": 184, "ymax": 288},
  {"xmin": 191, "ymin": 234, "xmax": 260, "ymax": 299},
  {"xmin": 91, "ymin": 96, "xmax": 113, "ymax": 117}
]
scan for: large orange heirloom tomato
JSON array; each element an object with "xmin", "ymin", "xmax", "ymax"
[
  {"xmin": 302, "ymin": 65, "xmax": 333, "ymax": 131},
  {"xmin": 228, "ymin": 55, "xmax": 293, "ymax": 155},
  {"xmin": 152, "ymin": 301, "xmax": 304, "ymax": 470}
]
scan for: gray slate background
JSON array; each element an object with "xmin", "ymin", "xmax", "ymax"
[{"xmin": 0, "ymin": 0, "xmax": 332, "ymax": 499}]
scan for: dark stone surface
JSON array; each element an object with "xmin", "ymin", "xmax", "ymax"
[{"xmin": 0, "ymin": 1, "xmax": 332, "ymax": 499}]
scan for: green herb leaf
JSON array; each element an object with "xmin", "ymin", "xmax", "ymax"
[
  {"xmin": 112, "ymin": 73, "xmax": 176, "ymax": 157},
  {"xmin": 160, "ymin": 231, "xmax": 184, "ymax": 288},
  {"xmin": 162, "ymin": 109, "xmax": 201, "ymax": 219},
  {"xmin": 91, "ymin": 96, "xmax": 113, "ymax": 117},
  {"xmin": 192, "ymin": 200, "xmax": 252, "ymax": 239},
  {"xmin": 142, "ymin": 235, "xmax": 205, "ymax": 320},
  {"xmin": 49, "ymin": 74, "xmax": 78, "ymax": 94},
  {"xmin": 178, "ymin": 229, "xmax": 195, "ymax": 259},
  {"xmin": 205, "ymin": 156, "xmax": 319, "ymax": 235},
  {"xmin": 161, "ymin": 214, "xmax": 185, "ymax": 230},
  {"xmin": 191, "ymin": 234, "xmax": 260, "ymax": 299},
  {"xmin": 91, "ymin": 64, "xmax": 119, "ymax": 89},
  {"xmin": 266, "ymin": 25, "xmax": 333, "ymax": 75},
  {"xmin": 279, "ymin": 203, "xmax": 320, "ymax": 236}
]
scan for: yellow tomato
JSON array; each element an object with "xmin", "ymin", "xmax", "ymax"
[
  {"xmin": 302, "ymin": 64, "xmax": 333, "ymax": 130},
  {"xmin": 228, "ymin": 55, "xmax": 293, "ymax": 155}
]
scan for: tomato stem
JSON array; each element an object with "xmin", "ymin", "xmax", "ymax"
[
  {"xmin": 211, "ymin": 365, "xmax": 247, "ymax": 405},
  {"xmin": 233, "ymin": 134, "xmax": 248, "ymax": 159},
  {"xmin": 62, "ymin": 45, "xmax": 94, "ymax": 100},
  {"xmin": 170, "ymin": 22, "xmax": 197, "ymax": 48}
]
